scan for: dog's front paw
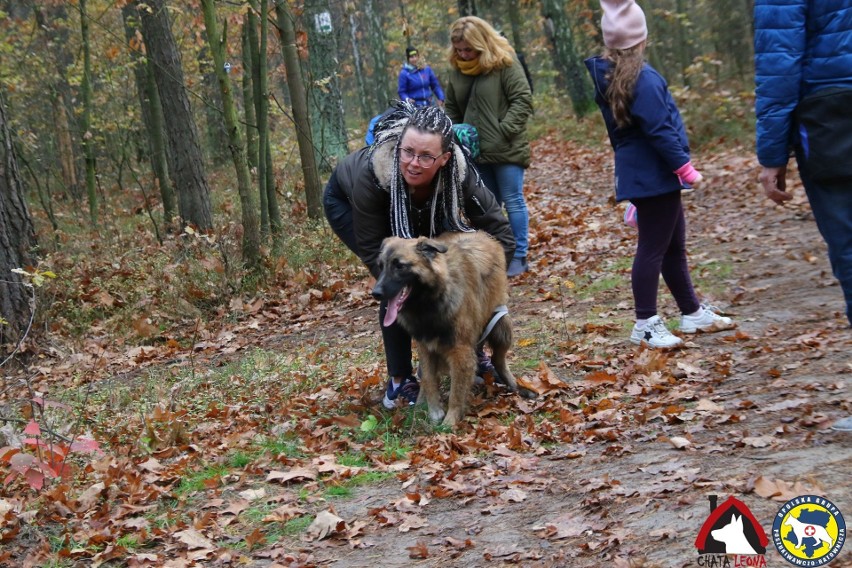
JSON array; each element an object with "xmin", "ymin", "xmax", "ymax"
[
  {"xmin": 441, "ymin": 412, "xmax": 461, "ymax": 428},
  {"xmin": 518, "ymin": 387, "xmax": 537, "ymax": 399},
  {"xmin": 428, "ymin": 405, "xmax": 446, "ymax": 424}
]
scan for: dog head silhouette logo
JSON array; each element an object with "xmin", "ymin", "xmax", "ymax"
[
  {"xmin": 695, "ymin": 495, "xmax": 768, "ymax": 562},
  {"xmin": 772, "ymin": 495, "xmax": 846, "ymax": 566}
]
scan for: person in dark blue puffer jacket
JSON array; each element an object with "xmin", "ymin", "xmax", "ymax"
[
  {"xmin": 755, "ymin": 1, "xmax": 852, "ymax": 433},
  {"xmin": 585, "ymin": 0, "xmax": 735, "ymax": 349},
  {"xmin": 755, "ymin": 1, "xmax": 852, "ymax": 333},
  {"xmin": 397, "ymin": 47, "xmax": 445, "ymax": 108}
]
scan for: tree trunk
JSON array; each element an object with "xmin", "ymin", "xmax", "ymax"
[
  {"xmin": 138, "ymin": 0, "xmax": 214, "ymax": 232},
  {"xmin": 675, "ymin": 0, "xmax": 690, "ymax": 85},
  {"xmin": 248, "ymin": 1, "xmax": 281, "ymax": 238},
  {"xmin": 52, "ymin": 95, "xmax": 78, "ymax": 199},
  {"xmin": 541, "ymin": 0, "xmax": 595, "ymax": 117},
  {"xmin": 364, "ymin": 0, "xmax": 391, "ymax": 113},
  {"xmin": 78, "ymin": 0, "xmax": 98, "ymax": 226},
  {"xmin": 712, "ymin": 0, "xmax": 754, "ymax": 81},
  {"xmin": 273, "ymin": 0, "xmax": 322, "ymax": 220},
  {"xmin": 35, "ymin": 5, "xmax": 80, "ymax": 200},
  {"xmin": 198, "ymin": 41, "xmax": 230, "ymax": 162},
  {"xmin": 458, "ymin": 0, "xmax": 477, "ymax": 17},
  {"xmin": 258, "ymin": 0, "xmax": 281, "ymax": 237},
  {"xmin": 241, "ymin": 22, "xmax": 259, "ymax": 173},
  {"xmin": 506, "ymin": 0, "xmax": 533, "ymax": 93},
  {"xmin": 346, "ymin": 3, "xmax": 372, "ymax": 122},
  {"xmin": 200, "ymin": 0, "xmax": 261, "ymax": 269},
  {"xmin": 246, "ymin": 7, "xmax": 269, "ymax": 235},
  {"xmin": 304, "ymin": 0, "xmax": 349, "ymax": 172},
  {"xmin": 121, "ymin": 3, "xmax": 176, "ymax": 226},
  {"xmin": 0, "ymin": 91, "xmax": 37, "ymax": 349}
]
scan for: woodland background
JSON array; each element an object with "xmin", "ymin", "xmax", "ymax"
[
  {"xmin": 7, "ymin": 2, "xmax": 841, "ymax": 568},
  {"xmin": 0, "ymin": 0, "xmax": 756, "ymax": 351}
]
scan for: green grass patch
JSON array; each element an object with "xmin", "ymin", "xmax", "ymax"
[
  {"xmin": 145, "ymin": 501, "xmax": 187, "ymax": 530},
  {"xmin": 379, "ymin": 432, "xmax": 413, "ymax": 461},
  {"xmin": 257, "ymin": 436, "xmax": 306, "ymax": 459},
  {"xmin": 280, "ymin": 515, "xmax": 314, "ymax": 536},
  {"xmin": 324, "ymin": 485, "xmax": 353, "ymax": 499},
  {"xmin": 355, "ymin": 409, "xmax": 428, "ymax": 453},
  {"xmin": 337, "ymin": 452, "xmax": 369, "ymax": 467},
  {"xmin": 607, "ymin": 256, "xmax": 634, "ymax": 273},
  {"xmin": 175, "ymin": 465, "xmax": 229, "ymax": 496},
  {"xmin": 115, "ymin": 534, "xmax": 140, "ymax": 550},
  {"xmin": 570, "ymin": 272, "xmax": 626, "ymax": 300},
  {"xmin": 689, "ymin": 259, "xmax": 736, "ymax": 298},
  {"xmin": 347, "ymin": 470, "xmax": 395, "ymax": 486},
  {"xmin": 227, "ymin": 451, "xmax": 254, "ymax": 468},
  {"xmin": 319, "ymin": 469, "xmax": 400, "ymax": 500},
  {"xmin": 240, "ymin": 503, "xmax": 278, "ymax": 525}
]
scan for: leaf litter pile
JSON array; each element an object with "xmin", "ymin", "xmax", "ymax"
[{"xmin": 1, "ymin": 138, "xmax": 850, "ymax": 567}]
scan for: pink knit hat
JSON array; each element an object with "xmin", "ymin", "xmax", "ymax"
[{"xmin": 600, "ymin": 0, "xmax": 647, "ymax": 50}]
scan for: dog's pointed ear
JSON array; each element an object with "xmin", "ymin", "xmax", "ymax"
[{"xmin": 416, "ymin": 239, "xmax": 448, "ymax": 261}]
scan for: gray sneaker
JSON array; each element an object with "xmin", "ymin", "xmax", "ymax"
[{"xmin": 507, "ymin": 257, "xmax": 528, "ymax": 278}]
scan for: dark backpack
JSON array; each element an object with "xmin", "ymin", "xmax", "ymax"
[{"xmin": 517, "ymin": 51, "xmax": 534, "ymax": 94}]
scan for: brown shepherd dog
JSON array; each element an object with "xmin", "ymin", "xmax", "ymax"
[{"xmin": 371, "ymin": 231, "xmax": 519, "ymax": 427}]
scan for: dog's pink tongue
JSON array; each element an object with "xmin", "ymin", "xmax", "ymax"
[
  {"xmin": 383, "ymin": 288, "xmax": 408, "ymax": 327},
  {"xmin": 384, "ymin": 294, "xmax": 402, "ymax": 327}
]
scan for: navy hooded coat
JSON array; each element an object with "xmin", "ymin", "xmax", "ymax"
[{"xmin": 585, "ymin": 56, "xmax": 692, "ymax": 202}]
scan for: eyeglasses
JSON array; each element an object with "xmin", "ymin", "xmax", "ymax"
[{"xmin": 400, "ymin": 147, "xmax": 442, "ymax": 167}]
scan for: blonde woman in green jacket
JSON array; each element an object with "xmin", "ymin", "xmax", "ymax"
[{"xmin": 445, "ymin": 16, "xmax": 534, "ymax": 277}]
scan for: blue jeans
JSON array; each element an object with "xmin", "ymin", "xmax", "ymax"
[
  {"xmin": 796, "ymin": 150, "xmax": 852, "ymax": 326},
  {"xmin": 478, "ymin": 163, "xmax": 529, "ymax": 259}
]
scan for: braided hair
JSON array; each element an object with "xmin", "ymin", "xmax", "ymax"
[{"xmin": 371, "ymin": 101, "xmax": 476, "ymax": 239}]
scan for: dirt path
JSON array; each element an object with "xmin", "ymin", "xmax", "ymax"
[{"xmin": 259, "ymin": 140, "xmax": 851, "ymax": 568}]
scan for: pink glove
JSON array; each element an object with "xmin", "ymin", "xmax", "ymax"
[
  {"xmin": 624, "ymin": 203, "xmax": 638, "ymax": 228},
  {"xmin": 674, "ymin": 161, "xmax": 703, "ymax": 185}
]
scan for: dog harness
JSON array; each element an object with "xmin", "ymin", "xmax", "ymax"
[{"xmin": 477, "ymin": 305, "xmax": 509, "ymax": 347}]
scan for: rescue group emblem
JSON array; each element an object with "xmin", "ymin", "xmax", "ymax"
[{"xmin": 772, "ymin": 495, "xmax": 846, "ymax": 566}]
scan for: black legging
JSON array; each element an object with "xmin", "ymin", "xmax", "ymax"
[
  {"xmin": 631, "ymin": 191, "xmax": 701, "ymax": 320},
  {"xmin": 323, "ymin": 175, "xmax": 414, "ymax": 378}
]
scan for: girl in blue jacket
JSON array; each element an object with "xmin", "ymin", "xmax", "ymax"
[
  {"xmin": 397, "ymin": 47, "xmax": 445, "ymax": 108},
  {"xmin": 585, "ymin": 0, "xmax": 735, "ymax": 348}
]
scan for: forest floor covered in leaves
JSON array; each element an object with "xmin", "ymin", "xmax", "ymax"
[
  {"xmin": 1, "ymin": 137, "xmax": 850, "ymax": 567},
  {"xmin": 256, "ymin": 139, "xmax": 850, "ymax": 568}
]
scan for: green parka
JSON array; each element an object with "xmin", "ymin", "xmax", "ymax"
[{"xmin": 444, "ymin": 59, "xmax": 533, "ymax": 167}]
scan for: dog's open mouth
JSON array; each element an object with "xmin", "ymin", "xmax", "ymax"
[{"xmin": 383, "ymin": 285, "xmax": 411, "ymax": 327}]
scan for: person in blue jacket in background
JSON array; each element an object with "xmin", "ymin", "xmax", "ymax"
[
  {"xmin": 398, "ymin": 46, "xmax": 445, "ymax": 108},
  {"xmin": 585, "ymin": 0, "xmax": 735, "ymax": 349}
]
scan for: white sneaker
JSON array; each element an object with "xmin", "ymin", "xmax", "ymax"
[
  {"xmin": 630, "ymin": 315, "xmax": 683, "ymax": 348},
  {"xmin": 679, "ymin": 304, "xmax": 736, "ymax": 334}
]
